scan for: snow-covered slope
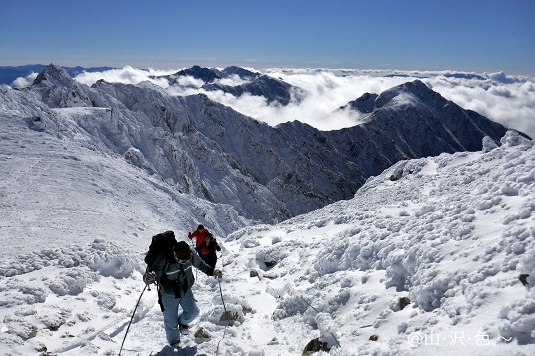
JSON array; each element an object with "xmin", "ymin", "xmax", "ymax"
[
  {"xmin": 0, "ymin": 130, "xmax": 533, "ymax": 355},
  {"xmin": 0, "ymin": 85, "xmax": 249, "ymax": 254}
]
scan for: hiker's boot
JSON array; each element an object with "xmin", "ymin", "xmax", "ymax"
[{"xmin": 179, "ymin": 323, "xmax": 189, "ymax": 335}]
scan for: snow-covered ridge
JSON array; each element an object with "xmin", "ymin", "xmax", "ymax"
[
  {"xmin": 3, "ymin": 64, "xmax": 513, "ymax": 223},
  {"xmin": 0, "ymin": 130, "xmax": 533, "ymax": 355}
]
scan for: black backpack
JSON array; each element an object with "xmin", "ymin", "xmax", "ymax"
[{"xmin": 145, "ymin": 230, "xmax": 177, "ymax": 268}]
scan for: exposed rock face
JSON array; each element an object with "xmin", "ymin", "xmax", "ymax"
[{"xmin": 302, "ymin": 338, "xmax": 330, "ymax": 355}]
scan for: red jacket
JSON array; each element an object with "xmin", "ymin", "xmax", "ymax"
[
  {"xmin": 188, "ymin": 228, "xmax": 210, "ymax": 248},
  {"xmin": 199, "ymin": 238, "xmax": 221, "ymax": 256}
]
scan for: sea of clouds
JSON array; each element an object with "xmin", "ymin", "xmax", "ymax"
[{"xmin": 12, "ymin": 66, "xmax": 535, "ymax": 138}]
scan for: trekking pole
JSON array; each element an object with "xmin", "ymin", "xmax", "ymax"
[
  {"xmin": 217, "ymin": 277, "xmax": 231, "ymax": 327},
  {"xmin": 215, "ymin": 276, "xmax": 231, "ymax": 355},
  {"xmin": 119, "ymin": 284, "xmax": 148, "ymax": 356}
]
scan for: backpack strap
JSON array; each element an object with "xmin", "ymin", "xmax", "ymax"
[
  {"xmin": 157, "ymin": 284, "xmax": 165, "ymax": 312},
  {"xmin": 157, "ymin": 255, "xmax": 169, "ymax": 312}
]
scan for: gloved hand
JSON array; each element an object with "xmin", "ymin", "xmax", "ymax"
[
  {"xmin": 143, "ymin": 271, "xmax": 156, "ymax": 284},
  {"xmin": 213, "ymin": 269, "xmax": 223, "ymax": 278}
]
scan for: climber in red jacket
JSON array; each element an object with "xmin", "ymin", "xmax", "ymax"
[{"xmin": 188, "ymin": 224, "xmax": 210, "ymax": 250}]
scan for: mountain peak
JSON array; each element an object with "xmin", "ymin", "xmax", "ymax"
[
  {"xmin": 30, "ymin": 63, "xmax": 94, "ymax": 108},
  {"xmin": 374, "ymin": 79, "xmax": 442, "ymax": 109},
  {"xmin": 201, "ymin": 73, "xmax": 306, "ymax": 106},
  {"xmin": 33, "ymin": 63, "xmax": 76, "ymax": 87},
  {"xmin": 339, "ymin": 80, "xmax": 435, "ymax": 114},
  {"xmin": 174, "ymin": 65, "xmax": 224, "ymax": 83}
]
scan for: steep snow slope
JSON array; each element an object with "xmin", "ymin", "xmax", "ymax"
[{"xmin": 0, "ymin": 131, "xmax": 533, "ymax": 356}]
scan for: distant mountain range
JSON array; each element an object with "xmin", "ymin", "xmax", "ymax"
[
  {"xmin": 155, "ymin": 65, "xmax": 306, "ymax": 105},
  {"xmin": 156, "ymin": 65, "xmax": 259, "ymax": 84},
  {"xmin": 385, "ymin": 73, "xmax": 486, "ymax": 80},
  {"xmin": 1, "ymin": 64, "xmax": 515, "ymax": 223}
]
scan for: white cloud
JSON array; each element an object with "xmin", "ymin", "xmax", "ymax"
[
  {"xmin": 73, "ymin": 66, "xmax": 178, "ymax": 88},
  {"xmin": 11, "ymin": 72, "xmax": 38, "ymax": 88},
  {"xmin": 215, "ymin": 74, "xmax": 250, "ymax": 87},
  {"xmin": 173, "ymin": 75, "xmax": 203, "ymax": 88},
  {"xmin": 425, "ymin": 77, "xmax": 535, "ymax": 139}
]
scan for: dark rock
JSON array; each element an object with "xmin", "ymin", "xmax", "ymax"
[
  {"xmin": 219, "ymin": 311, "xmax": 239, "ymax": 322},
  {"xmin": 520, "ymin": 274, "xmax": 530, "ymax": 286},
  {"xmin": 268, "ymin": 337, "xmax": 279, "ymax": 345},
  {"xmin": 302, "ymin": 338, "xmax": 330, "ymax": 355},
  {"xmin": 34, "ymin": 343, "xmax": 47, "ymax": 352},
  {"xmin": 194, "ymin": 327, "xmax": 210, "ymax": 339},
  {"xmin": 369, "ymin": 335, "xmax": 379, "ymax": 341},
  {"xmin": 400, "ymin": 297, "xmax": 411, "ymax": 310},
  {"xmin": 390, "ymin": 170, "xmax": 403, "ymax": 181}
]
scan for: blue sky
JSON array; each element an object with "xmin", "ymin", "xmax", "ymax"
[{"xmin": 1, "ymin": 0, "xmax": 534, "ymax": 75}]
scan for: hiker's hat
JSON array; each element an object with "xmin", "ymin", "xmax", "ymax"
[{"xmin": 174, "ymin": 241, "xmax": 192, "ymax": 262}]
